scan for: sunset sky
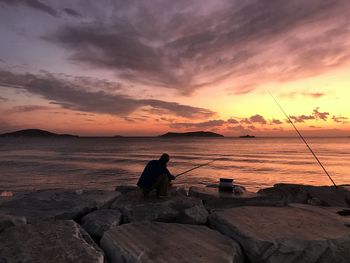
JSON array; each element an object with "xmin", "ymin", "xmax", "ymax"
[{"xmin": 0, "ymin": 0, "xmax": 349, "ymax": 136}]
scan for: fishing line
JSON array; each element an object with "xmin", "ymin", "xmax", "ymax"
[
  {"xmin": 268, "ymin": 91, "xmax": 337, "ymax": 187},
  {"xmin": 175, "ymin": 158, "xmax": 221, "ymax": 178}
]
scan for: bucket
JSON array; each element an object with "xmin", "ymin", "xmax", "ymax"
[{"xmin": 219, "ymin": 178, "xmax": 234, "ymax": 192}]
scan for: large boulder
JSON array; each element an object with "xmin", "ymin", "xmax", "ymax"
[
  {"xmin": 258, "ymin": 184, "xmax": 350, "ymax": 207},
  {"xmin": 0, "ymin": 220, "xmax": 104, "ymax": 263},
  {"xmin": 111, "ymin": 189, "xmax": 208, "ymax": 224},
  {"xmin": 0, "ymin": 189, "xmax": 121, "ymax": 223},
  {"xmin": 209, "ymin": 206, "xmax": 350, "ymax": 263},
  {"xmin": 81, "ymin": 209, "xmax": 122, "ymax": 240},
  {"xmin": 0, "ymin": 214, "xmax": 26, "ymax": 232},
  {"xmin": 100, "ymin": 221, "xmax": 244, "ymax": 263},
  {"xmin": 189, "ymin": 186, "xmax": 285, "ymax": 210}
]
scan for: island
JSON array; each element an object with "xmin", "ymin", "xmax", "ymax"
[
  {"xmin": 0, "ymin": 129, "xmax": 79, "ymax": 138},
  {"xmin": 239, "ymin": 135, "xmax": 255, "ymax": 138},
  {"xmin": 159, "ymin": 131, "xmax": 224, "ymax": 138}
]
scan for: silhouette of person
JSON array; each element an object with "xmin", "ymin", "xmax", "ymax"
[{"xmin": 137, "ymin": 153, "xmax": 175, "ymax": 197}]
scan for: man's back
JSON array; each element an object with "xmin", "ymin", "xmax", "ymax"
[{"xmin": 137, "ymin": 160, "xmax": 164, "ymax": 189}]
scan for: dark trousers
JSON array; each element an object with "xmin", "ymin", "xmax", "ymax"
[{"xmin": 143, "ymin": 175, "xmax": 169, "ymax": 196}]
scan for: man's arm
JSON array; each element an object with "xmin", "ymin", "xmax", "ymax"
[{"xmin": 165, "ymin": 168, "xmax": 176, "ymax": 180}]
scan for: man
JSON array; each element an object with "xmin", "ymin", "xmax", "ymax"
[{"xmin": 137, "ymin": 153, "xmax": 175, "ymax": 197}]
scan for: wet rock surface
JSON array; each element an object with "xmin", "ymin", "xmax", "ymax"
[
  {"xmin": 209, "ymin": 206, "xmax": 350, "ymax": 263},
  {"xmin": 81, "ymin": 209, "xmax": 122, "ymax": 240},
  {"xmin": 258, "ymin": 183, "xmax": 350, "ymax": 207},
  {"xmin": 111, "ymin": 188, "xmax": 208, "ymax": 224},
  {"xmin": 189, "ymin": 186, "xmax": 285, "ymax": 209},
  {"xmin": 0, "ymin": 189, "xmax": 121, "ymax": 223},
  {"xmin": 0, "ymin": 220, "xmax": 104, "ymax": 263},
  {"xmin": 100, "ymin": 221, "xmax": 244, "ymax": 263}
]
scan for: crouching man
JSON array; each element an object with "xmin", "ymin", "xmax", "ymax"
[{"xmin": 137, "ymin": 153, "xmax": 175, "ymax": 197}]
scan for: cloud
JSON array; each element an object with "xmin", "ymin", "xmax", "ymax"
[
  {"xmin": 306, "ymin": 92, "xmax": 325, "ymax": 98},
  {"xmin": 169, "ymin": 115, "xmax": 281, "ymax": 129},
  {"xmin": 332, "ymin": 115, "xmax": 349, "ymax": 123},
  {"xmin": 289, "ymin": 114, "xmax": 314, "ymax": 123},
  {"xmin": 227, "ymin": 118, "xmax": 239, "ymax": 124},
  {"xmin": 62, "ymin": 8, "xmax": 81, "ymax": 18},
  {"xmin": 0, "ymin": 96, "xmax": 8, "ymax": 102},
  {"xmin": 289, "ymin": 107, "xmax": 330, "ymax": 122},
  {"xmin": 240, "ymin": 114, "xmax": 267, "ymax": 125},
  {"xmin": 280, "ymin": 92, "xmax": 326, "ymax": 99},
  {"xmin": 6, "ymin": 105, "xmax": 56, "ymax": 113},
  {"xmin": 0, "ymin": 0, "xmax": 58, "ymax": 17},
  {"xmin": 0, "ymin": 69, "xmax": 215, "ymax": 118},
  {"xmin": 169, "ymin": 119, "xmax": 225, "ymax": 129},
  {"xmin": 41, "ymin": 0, "xmax": 350, "ymax": 95},
  {"xmin": 271, "ymin": 119, "xmax": 283, "ymax": 125},
  {"xmin": 313, "ymin": 107, "xmax": 329, "ymax": 120}
]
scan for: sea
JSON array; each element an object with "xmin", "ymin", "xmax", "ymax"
[{"xmin": 0, "ymin": 137, "xmax": 349, "ymax": 193}]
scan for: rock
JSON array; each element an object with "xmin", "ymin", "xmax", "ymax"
[
  {"xmin": 0, "ymin": 189, "xmax": 121, "ymax": 223},
  {"xmin": 189, "ymin": 186, "xmax": 285, "ymax": 210},
  {"xmin": 258, "ymin": 184, "xmax": 350, "ymax": 207},
  {"xmin": 0, "ymin": 220, "xmax": 104, "ymax": 263},
  {"xmin": 209, "ymin": 206, "xmax": 350, "ymax": 263},
  {"xmin": 0, "ymin": 214, "xmax": 26, "ymax": 232},
  {"xmin": 100, "ymin": 221, "xmax": 244, "ymax": 263},
  {"xmin": 114, "ymin": 185, "xmax": 138, "ymax": 194},
  {"xmin": 177, "ymin": 205, "xmax": 209, "ymax": 224},
  {"xmin": 111, "ymin": 189, "xmax": 208, "ymax": 224},
  {"xmin": 81, "ymin": 209, "xmax": 122, "ymax": 240}
]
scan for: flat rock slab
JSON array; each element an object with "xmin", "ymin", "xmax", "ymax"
[
  {"xmin": 189, "ymin": 186, "xmax": 285, "ymax": 209},
  {"xmin": 0, "ymin": 189, "xmax": 121, "ymax": 223},
  {"xmin": 0, "ymin": 214, "xmax": 26, "ymax": 233},
  {"xmin": 111, "ymin": 189, "xmax": 208, "ymax": 224},
  {"xmin": 0, "ymin": 220, "xmax": 103, "ymax": 263},
  {"xmin": 81, "ymin": 209, "xmax": 122, "ymax": 240},
  {"xmin": 209, "ymin": 206, "xmax": 350, "ymax": 263},
  {"xmin": 100, "ymin": 222, "xmax": 243, "ymax": 263},
  {"xmin": 258, "ymin": 184, "xmax": 350, "ymax": 207}
]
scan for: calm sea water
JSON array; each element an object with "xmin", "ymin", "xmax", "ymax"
[{"xmin": 0, "ymin": 137, "xmax": 349, "ymax": 192}]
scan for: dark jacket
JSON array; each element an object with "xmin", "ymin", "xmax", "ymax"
[{"xmin": 137, "ymin": 160, "xmax": 175, "ymax": 189}]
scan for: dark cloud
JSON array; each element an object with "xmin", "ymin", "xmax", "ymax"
[
  {"xmin": 62, "ymin": 8, "xmax": 81, "ymax": 18},
  {"xmin": 271, "ymin": 119, "xmax": 283, "ymax": 125},
  {"xmin": 6, "ymin": 105, "xmax": 55, "ymax": 113},
  {"xmin": 289, "ymin": 107, "xmax": 330, "ymax": 122},
  {"xmin": 289, "ymin": 114, "xmax": 314, "ymax": 123},
  {"xmin": 332, "ymin": 115, "xmax": 349, "ymax": 123},
  {"xmin": 0, "ymin": 69, "xmax": 215, "ymax": 118},
  {"xmin": 0, "ymin": 0, "xmax": 58, "ymax": 17},
  {"xmin": 240, "ymin": 114, "xmax": 267, "ymax": 125},
  {"xmin": 313, "ymin": 107, "xmax": 329, "ymax": 120},
  {"xmin": 42, "ymin": 0, "xmax": 350, "ymax": 95},
  {"xmin": 227, "ymin": 118, "xmax": 239, "ymax": 124},
  {"xmin": 169, "ymin": 115, "xmax": 282, "ymax": 129}
]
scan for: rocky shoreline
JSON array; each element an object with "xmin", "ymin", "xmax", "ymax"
[{"xmin": 1, "ymin": 183, "xmax": 350, "ymax": 262}]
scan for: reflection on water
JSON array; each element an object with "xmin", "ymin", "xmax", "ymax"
[{"xmin": 0, "ymin": 137, "xmax": 349, "ymax": 192}]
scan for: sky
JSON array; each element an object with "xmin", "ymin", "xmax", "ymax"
[{"xmin": 0, "ymin": 0, "xmax": 350, "ymax": 136}]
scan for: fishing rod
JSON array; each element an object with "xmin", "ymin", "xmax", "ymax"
[
  {"xmin": 175, "ymin": 158, "xmax": 220, "ymax": 178},
  {"xmin": 268, "ymin": 92, "xmax": 337, "ymax": 188}
]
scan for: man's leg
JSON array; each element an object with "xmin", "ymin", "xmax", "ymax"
[{"xmin": 143, "ymin": 176, "xmax": 162, "ymax": 197}]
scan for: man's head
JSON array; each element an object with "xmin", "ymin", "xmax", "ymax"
[{"xmin": 159, "ymin": 153, "xmax": 170, "ymax": 164}]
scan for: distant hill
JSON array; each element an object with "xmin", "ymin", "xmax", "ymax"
[
  {"xmin": 159, "ymin": 131, "xmax": 224, "ymax": 138},
  {"xmin": 0, "ymin": 129, "xmax": 78, "ymax": 138}
]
